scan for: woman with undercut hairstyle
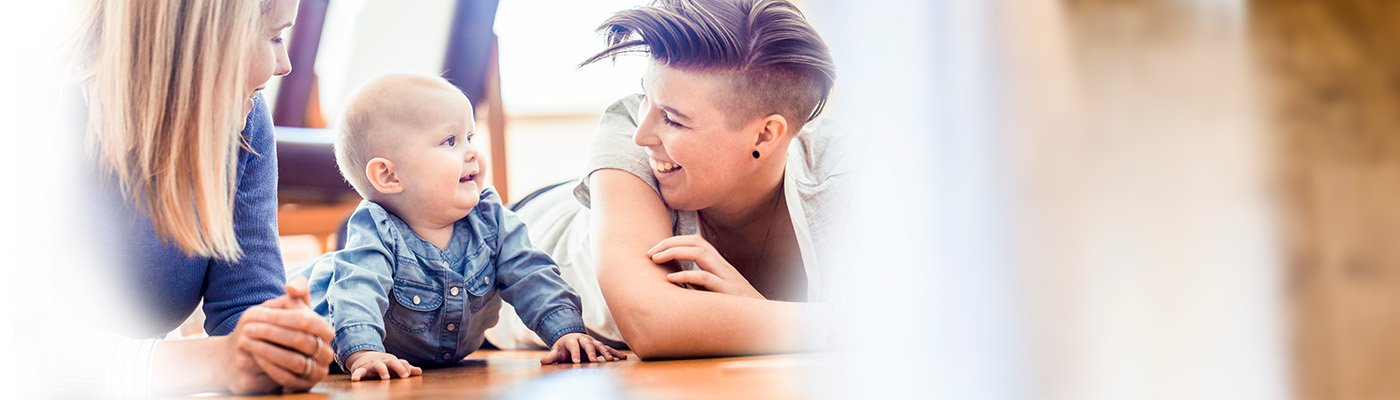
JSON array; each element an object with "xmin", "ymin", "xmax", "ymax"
[{"xmin": 487, "ymin": 0, "xmax": 845, "ymax": 359}]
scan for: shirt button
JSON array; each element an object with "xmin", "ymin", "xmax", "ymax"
[
  {"xmin": 442, "ymin": 353, "xmax": 452, "ymax": 361},
  {"xmin": 412, "ymin": 295, "xmax": 421, "ymax": 305},
  {"xmin": 450, "ymin": 287, "xmax": 460, "ymax": 296},
  {"xmin": 483, "ymin": 276, "xmax": 491, "ymax": 285},
  {"xmin": 447, "ymin": 323, "xmax": 456, "ymax": 332}
]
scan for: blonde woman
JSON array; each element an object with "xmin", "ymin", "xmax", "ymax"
[{"xmin": 74, "ymin": 0, "xmax": 332, "ymax": 395}]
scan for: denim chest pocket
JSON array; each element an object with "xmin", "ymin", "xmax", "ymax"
[
  {"xmin": 466, "ymin": 243, "xmax": 498, "ymax": 312},
  {"xmin": 387, "ymin": 279, "xmax": 443, "ymax": 333}
]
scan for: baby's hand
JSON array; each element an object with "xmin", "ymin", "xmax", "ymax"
[
  {"xmin": 540, "ymin": 333, "xmax": 628, "ymax": 365},
  {"xmin": 345, "ymin": 350, "xmax": 423, "ymax": 381}
]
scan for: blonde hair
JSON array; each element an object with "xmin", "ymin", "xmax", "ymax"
[
  {"xmin": 76, "ymin": 0, "xmax": 260, "ymax": 261},
  {"xmin": 581, "ymin": 0, "xmax": 836, "ymax": 131},
  {"xmin": 336, "ymin": 73, "xmax": 471, "ymax": 199}
]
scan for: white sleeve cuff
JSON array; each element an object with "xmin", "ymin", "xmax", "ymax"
[{"xmin": 106, "ymin": 338, "xmax": 157, "ymax": 398}]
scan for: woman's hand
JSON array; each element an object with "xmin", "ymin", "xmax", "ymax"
[
  {"xmin": 540, "ymin": 333, "xmax": 628, "ymax": 365},
  {"xmin": 216, "ymin": 331, "xmax": 279, "ymax": 395},
  {"xmin": 647, "ymin": 235, "xmax": 765, "ymax": 299},
  {"xmin": 225, "ymin": 277, "xmax": 336, "ymax": 393}
]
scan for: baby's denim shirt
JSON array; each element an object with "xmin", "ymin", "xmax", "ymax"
[{"xmin": 296, "ymin": 188, "xmax": 585, "ymax": 367}]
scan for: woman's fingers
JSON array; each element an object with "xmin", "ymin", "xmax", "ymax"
[
  {"xmin": 648, "ymin": 245, "xmax": 703, "ymax": 264},
  {"xmin": 241, "ymin": 306, "xmax": 334, "ymax": 344},
  {"xmin": 242, "ymin": 322, "xmax": 319, "ymax": 356},
  {"xmin": 241, "ymin": 338, "xmax": 313, "ymax": 374},
  {"xmin": 351, "ymin": 367, "xmax": 369, "ymax": 382},
  {"xmin": 251, "ymin": 354, "xmax": 318, "ymax": 391},
  {"xmin": 649, "ymin": 243, "xmax": 733, "ymax": 277},
  {"xmin": 646, "ymin": 234, "xmax": 710, "ymax": 255},
  {"xmin": 284, "ymin": 276, "xmax": 312, "ymax": 306},
  {"xmin": 666, "ymin": 270, "xmax": 724, "ymax": 291},
  {"xmin": 315, "ymin": 340, "xmax": 335, "ymax": 368}
]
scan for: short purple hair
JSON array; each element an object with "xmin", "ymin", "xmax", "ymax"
[{"xmin": 582, "ymin": 0, "xmax": 836, "ymax": 129}]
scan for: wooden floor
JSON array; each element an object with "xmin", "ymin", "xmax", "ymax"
[
  {"xmin": 188, "ymin": 350, "xmax": 811, "ymax": 399},
  {"xmin": 1250, "ymin": 1, "xmax": 1400, "ymax": 398}
]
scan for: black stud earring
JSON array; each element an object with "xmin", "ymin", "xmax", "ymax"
[{"xmin": 752, "ymin": 150, "xmax": 760, "ymax": 159}]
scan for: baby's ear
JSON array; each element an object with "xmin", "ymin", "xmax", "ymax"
[{"xmin": 365, "ymin": 157, "xmax": 403, "ymax": 194}]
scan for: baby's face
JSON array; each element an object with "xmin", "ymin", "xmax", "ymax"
[{"xmin": 385, "ymin": 97, "xmax": 482, "ymax": 222}]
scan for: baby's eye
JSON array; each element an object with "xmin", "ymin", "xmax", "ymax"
[
  {"xmin": 465, "ymin": 132, "xmax": 476, "ymax": 143},
  {"xmin": 442, "ymin": 135, "xmax": 457, "ymax": 147}
]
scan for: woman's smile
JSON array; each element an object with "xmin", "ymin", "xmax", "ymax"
[{"xmin": 649, "ymin": 157, "xmax": 683, "ymax": 175}]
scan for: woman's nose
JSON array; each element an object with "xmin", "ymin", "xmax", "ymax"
[
  {"xmin": 633, "ymin": 124, "xmax": 661, "ymax": 147},
  {"xmin": 633, "ymin": 101, "xmax": 661, "ymax": 147},
  {"xmin": 274, "ymin": 51, "xmax": 293, "ymax": 77}
]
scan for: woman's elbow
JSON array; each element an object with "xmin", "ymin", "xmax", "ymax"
[
  {"xmin": 613, "ymin": 316, "xmax": 679, "ymax": 360},
  {"xmin": 600, "ymin": 287, "xmax": 678, "ymax": 360}
]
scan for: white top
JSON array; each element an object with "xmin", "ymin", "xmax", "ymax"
[
  {"xmin": 573, "ymin": 94, "xmax": 851, "ymax": 301},
  {"xmin": 485, "ymin": 94, "xmax": 849, "ymax": 348}
]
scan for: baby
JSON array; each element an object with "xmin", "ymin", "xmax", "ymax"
[{"xmin": 296, "ymin": 73, "xmax": 624, "ymax": 381}]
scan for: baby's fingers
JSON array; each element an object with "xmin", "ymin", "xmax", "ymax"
[
  {"xmin": 566, "ymin": 339, "xmax": 582, "ymax": 364},
  {"xmin": 351, "ymin": 367, "xmax": 369, "ymax": 382},
  {"xmin": 601, "ymin": 344, "xmax": 628, "ymax": 361},
  {"xmin": 539, "ymin": 347, "xmax": 560, "ymax": 365},
  {"xmin": 374, "ymin": 362, "xmax": 392, "ymax": 381},
  {"xmin": 394, "ymin": 359, "xmax": 420, "ymax": 378},
  {"xmin": 581, "ymin": 339, "xmax": 600, "ymax": 363},
  {"xmin": 385, "ymin": 359, "xmax": 409, "ymax": 379}
]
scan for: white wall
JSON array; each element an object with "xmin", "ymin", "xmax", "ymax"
[{"xmin": 266, "ymin": 0, "xmax": 652, "ymax": 125}]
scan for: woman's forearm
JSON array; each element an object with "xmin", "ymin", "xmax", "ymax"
[
  {"xmin": 589, "ymin": 170, "xmax": 817, "ymax": 359},
  {"xmin": 148, "ymin": 336, "xmax": 231, "ymax": 395},
  {"xmin": 602, "ymin": 281, "xmax": 814, "ymax": 359}
]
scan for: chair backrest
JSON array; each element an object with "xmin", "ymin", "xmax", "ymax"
[
  {"xmin": 273, "ymin": 0, "xmax": 329, "ymax": 128},
  {"xmin": 443, "ymin": 0, "xmax": 501, "ymax": 108}
]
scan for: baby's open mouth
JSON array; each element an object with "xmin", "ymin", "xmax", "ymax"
[
  {"xmin": 459, "ymin": 173, "xmax": 477, "ymax": 183},
  {"xmin": 650, "ymin": 158, "xmax": 682, "ymax": 174}
]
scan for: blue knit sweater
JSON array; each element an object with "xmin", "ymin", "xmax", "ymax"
[{"xmin": 102, "ymin": 94, "xmax": 285, "ymax": 337}]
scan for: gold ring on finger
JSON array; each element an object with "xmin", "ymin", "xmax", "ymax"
[{"xmin": 302, "ymin": 356, "xmax": 315, "ymax": 376}]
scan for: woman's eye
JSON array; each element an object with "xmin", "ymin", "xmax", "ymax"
[
  {"xmin": 662, "ymin": 115, "xmax": 684, "ymax": 128},
  {"xmin": 272, "ymin": 36, "xmax": 284, "ymax": 45},
  {"xmin": 442, "ymin": 135, "xmax": 456, "ymax": 147}
]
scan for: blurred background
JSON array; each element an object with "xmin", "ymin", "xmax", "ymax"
[{"xmin": 6, "ymin": 0, "xmax": 1400, "ymax": 398}]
